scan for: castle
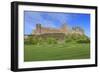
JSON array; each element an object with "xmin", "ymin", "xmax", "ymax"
[
  {"xmin": 24, "ymin": 23, "xmax": 84, "ymax": 40},
  {"xmin": 32, "ymin": 23, "xmax": 84, "ymax": 35}
]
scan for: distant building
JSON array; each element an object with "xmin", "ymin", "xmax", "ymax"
[
  {"xmin": 71, "ymin": 27, "xmax": 84, "ymax": 35},
  {"xmin": 32, "ymin": 24, "xmax": 69, "ymax": 35},
  {"xmin": 32, "ymin": 23, "xmax": 84, "ymax": 35}
]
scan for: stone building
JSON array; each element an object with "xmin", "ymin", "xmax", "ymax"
[
  {"xmin": 71, "ymin": 27, "xmax": 84, "ymax": 35},
  {"xmin": 24, "ymin": 23, "xmax": 84, "ymax": 40},
  {"xmin": 32, "ymin": 23, "xmax": 84, "ymax": 35},
  {"xmin": 32, "ymin": 24, "xmax": 69, "ymax": 35}
]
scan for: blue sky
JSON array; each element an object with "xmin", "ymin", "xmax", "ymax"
[{"xmin": 24, "ymin": 11, "xmax": 90, "ymax": 37}]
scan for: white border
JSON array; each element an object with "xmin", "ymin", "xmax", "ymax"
[{"xmin": 18, "ymin": 5, "xmax": 96, "ymax": 68}]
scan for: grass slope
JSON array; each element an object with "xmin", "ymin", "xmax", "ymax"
[{"xmin": 24, "ymin": 42, "xmax": 90, "ymax": 62}]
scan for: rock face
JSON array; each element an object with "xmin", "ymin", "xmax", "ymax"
[{"xmin": 32, "ymin": 23, "xmax": 84, "ymax": 36}]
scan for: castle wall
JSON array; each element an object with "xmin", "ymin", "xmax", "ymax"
[{"xmin": 32, "ymin": 24, "xmax": 84, "ymax": 35}]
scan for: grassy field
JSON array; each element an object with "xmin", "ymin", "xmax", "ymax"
[{"xmin": 24, "ymin": 42, "xmax": 90, "ymax": 62}]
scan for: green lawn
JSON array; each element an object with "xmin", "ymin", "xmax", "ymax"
[{"xmin": 24, "ymin": 42, "xmax": 90, "ymax": 62}]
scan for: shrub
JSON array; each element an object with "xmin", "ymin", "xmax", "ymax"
[
  {"xmin": 46, "ymin": 37, "xmax": 57, "ymax": 44},
  {"xmin": 37, "ymin": 37, "xmax": 46, "ymax": 45},
  {"xmin": 65, "ymin": 37, "xmax": 73, "ymax": 43},
  {"xmin": 24, "ymin": 34, "xmax": 90, "ymax": 45},
  {"xmin": 76, "ymin": 38, "xmax": 90, "ymax": 43},
  {"xmin": 64, "ymin": 34, "xmax": 90, "ymax": 43},
  {"xmin": 24, "ymin": 39, "xmax": 31, "ymax": 44},
  {"xmin": 64, "ymin": 34, "xmax": 78, "ymax": 43},
  {"xmin": 24, "ymin": 36, "xmax": 38, "ymax": 45}
]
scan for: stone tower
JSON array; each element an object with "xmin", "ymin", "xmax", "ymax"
[{"xmin": 36, "ymin": 24, "xmax": 41, "ymax": 34}]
